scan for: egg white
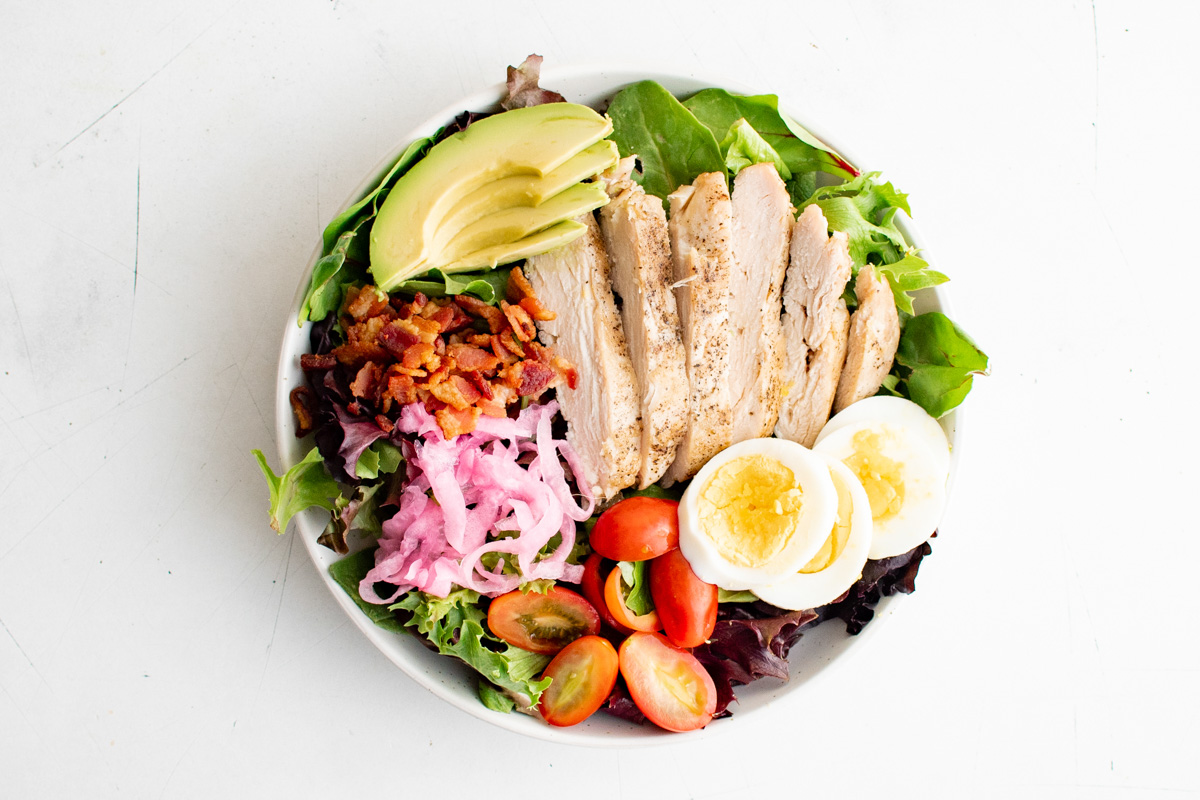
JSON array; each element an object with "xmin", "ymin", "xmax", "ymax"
[
  {"xmin": 815, "ymin": 395, "xmax": 951, "ymax": 476},
  {"xmin": 752, "ymin": 453, "xmax": 873, "ymax": 611},
  {"xmin": 813, "ymin": 411, "xmax": 948, "ymax": 559},
  {"xmin": 678, "ymin": 437, "xmax": 838, "ymax": 590}
]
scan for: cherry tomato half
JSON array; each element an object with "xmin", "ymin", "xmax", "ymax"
[
  {"xmin": 538, "ymin": 635, "xmax": 619, "ymax": 727},
  {"xmin": 649, "ymin": 548, "xmax": 718, "ymax": 649},
  {"xmin": 618, "ymin": 632, "xmax": 717, "ymax": 732},
  {"xmin": 581, "ymin": 554, "xmax": 634, "ymax": 635},
  {"xmin": 604, "ymin": 566, "xmax": 662, "ymax": 633},
  {"xmin": 487, "ymin": 586, "xmax": 600, "ymax": 654},
  {"xmin": 590, "ymin": 496, "xmax": 680, "ymax": 562}
]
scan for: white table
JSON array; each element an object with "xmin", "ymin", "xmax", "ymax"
[{"xmin": 3, "ymin": 1, "xmax": 1196, "ymax": 796}]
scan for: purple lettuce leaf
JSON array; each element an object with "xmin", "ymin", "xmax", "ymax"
[
  {"xmin": 818, "ymin": 540, "xmax": 934, "ymax": 634},
  {"xmin": 501, "ymin": 54, "xmax": 566, "ymax": 110}
]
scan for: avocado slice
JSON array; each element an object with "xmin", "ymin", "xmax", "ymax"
[
  {"xmin": 369, "ymin": 103, "xmax": 614, "ymax": 290},
  {"xmin": 432, "ymin": 140, "xmax": 618, "ymax": 247},
  {"xmin": 433, "ymin": 182, "xmax": 609, "ymax": 268},
  {"xmin": 439, "ymin": 219, "xmax": 588, "ymax": 274}
]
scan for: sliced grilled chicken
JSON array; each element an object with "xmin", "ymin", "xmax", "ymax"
[
  {"xmin": 523, "ymin": 213, "xmax": 641, "ymax": 500},
  {"xmin": 729, "ymin": 164, "xmax": 792, "ymax": 443},
  {"xmin": 775, "ymin": 204, "xmax": 853, "ymax": 446},
  {"xmin": 598, "ymin": 157, "xmax": 688, "ymax": 488},
  {"xmin": 833, "ymin": 264, "xmax": 901, "ymax": 413},
  {"xmin": 663, "ymin": 172, "xmax": 735, "ymax": 485}
]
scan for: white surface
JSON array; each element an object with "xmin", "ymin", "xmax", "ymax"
[{"xmin": 1, "ymin": 0, "xmax": 1196, "ymax": 797}]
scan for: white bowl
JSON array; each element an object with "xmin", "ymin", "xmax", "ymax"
[{"xmin": 273, "ymin": 67, "xmax": 961, "ymax": 746}]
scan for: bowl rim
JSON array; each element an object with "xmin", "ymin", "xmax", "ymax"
[{"xmin": 272, "ymin": 65, "xmax": 963, "ymax": 747}]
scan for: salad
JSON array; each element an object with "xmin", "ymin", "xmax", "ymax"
[{"xmin": 254, "ymin": 56, "xmax": 988, "ymax": 733}]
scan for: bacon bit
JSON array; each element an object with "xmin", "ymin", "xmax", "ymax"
[
  {"xmin": 374, "ymin": 414, "xmax": 395, "ymax": 434},
  {"xmin": 447, "ymin": 343, "xmax": 500, "ymax": 373},
  {"xmin": 513, "ymin": 360, "xmax": 557, "ymax": 397},
  {"xmin": 410, "ymin": 292, "xmax": 428, "ymax": 311},
  {"xmin": 430, "ymin": 374, "xmax": 483, "ymax": 410},
  {"xmin": 467, "ymin": 371, "xmax": 494, "ymax": 400},
  {"xmin": 477, "ymin": 398, "xmax": 507, "ymax": 418},
  {"xmin": 300, "ymin": 353, "xmax": 337, "ymax": 371},
  {"xmin": 433, "ymin": 336, "xmax": 446, "ymax": 356},
  {"xmin": 491, "ymin": 333, "xmax": 520, "ymax": 365},
  {"xmin": 519, "ymin": 295, "xmax": 556, "ymax": 321},
  {"xmin": 333, "ymin": 340, "xmax": 389, "ymax": 368},
  {"xmin": 435, "ymin": 405, "xmax": 481, "ymax": 439},
  {"xmin": 347, "ymin": 400, "xmax": 364, "ymax": 416},
  {"xmin": 556, "ymin": 357, "xmax": 579, "ymax": 391},
  {"xmin": 378, "ymin": 320, "xmax": 422, "ymax": 358},
  {"xmin": 409, "ymin": 315, "xmax": 442, "ymax": 343},
  {"xmin": 467, "ymin": 333, "xmax": 492, "ymax": 348},
  {"xmin": 345, "ymin": 285, "xmax": 389, "ymax": 321},
  {"xmin": 350, "ymin": 362, "xmax": 383, "ymax": 401},
  {"xmin": 401, "ymin": 342, "xmax": 436, "ymax": 371},
  {"xmin": 455, "ymin": 295, "xmax": 506, "ymax": 333},
  {"xmin": 290, "ymin": 386, "xmax": 316, "ymax": 437},
  {"xmin": 500, "ymin": 300, "xmax": 537, "ymax": 342},
  {"xmin": 430, "ymin": 303, "xmax": 473, "ymax": 334},
  {"xmin": 384, "ymin": 369, "xmax": 419, "ymax": 407}
]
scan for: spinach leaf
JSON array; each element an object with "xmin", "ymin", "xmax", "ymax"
[
  {"xmin": 894, "ymin": 312, "xmax": 989, "ymax": 418},
  {"xmin": 328, "ymin": 548, "xmax": 407, "ymax": 634},
  {"xmin": 396, "ymin": 267, "xmax": 511, "ymax": 304},
  {"xmin": 682, "ymin": 89, "xmax": 856, "ymax": 180},
  {"xmin": 607, "ymin": 81, "xmax": 725, "ymax": 202}
]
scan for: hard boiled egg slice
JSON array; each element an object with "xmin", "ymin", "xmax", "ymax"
[
  {"xmin": 753, "ymin": 453, "xmax": 873, "ymax": 611},
  {"xmin": 815, "ymin": 395, "xmax": 951, "ymax": 476},
  {"xmin": 678, "ymin": 438, "xmax": 838, "ymax": 591},
  {"xmin": 813, "ymin": 398, "xmax": 949, "ymax": 559}
]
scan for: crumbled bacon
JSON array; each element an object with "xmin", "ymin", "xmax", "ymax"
[
  {"xmin": 318, "ymin": 282, "xmax": 575, "ymax": 439},
  {"xmin": 290, "ymin": 386, "xmax": 316, "ymax": 437}
]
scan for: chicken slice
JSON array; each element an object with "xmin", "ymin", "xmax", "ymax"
[
  {"xmin": 598, "ymin": 157, "xmax": 688, "ymax": 488},
  {"xmin": 728, "ymin": 164, "xmax": 793, "ymax": 443},
  {"xmin": 833, "ymin": 264, "xmax": 901, "ymax": 413},
  {"xmin": 775, "ymin": 204, "xmax": 853, "ymax": 447},
  {"xmin": 663, "ymin": 172, "xmax": 735, "ymax": 485},
  {"xmin": 523, "ymin": 213, "xmax": 641, "ymax": 500}
]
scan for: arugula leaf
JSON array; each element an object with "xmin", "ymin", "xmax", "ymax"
[
  {"xmin": 682, "ymin": 89, "xmax": 856, "ymax": 180},
  {"xmin": 802, "ymin": 172, "xmax": 913, "ymax": 267},
  {"xmin": 607, "ymin": 80, "xmax": 725, "ymax": 203},
  {"xmin": 252, "ymin": 447, "xmax": 340, "ymax": 534},
  {"xmin": 876, "ymin": 253, "xmax": 950, "ymax": 315},
  {"xmin": 894, "ymin": 312, "xmax": 989, "ymax": 418},
  {"xmin": 616, "ymin": 560, "xmax": 654, "ymax": 616},
  {"xmin": 299, "ymin": 225, "xmax": 361, "ymax": 325},
  {"xmin": 721, "ymin": 118, "xmax": 791, "ymax": 179},
  {"xmin": 328, "ymin": 548, "xmax": 407, "ymax": 634},
  {"xmin": 396, "ymin": 267, "xmax": 510, "ymax": 305},
  {"xmin": 391, "ymin": 589, "xmax": 553, "ymax": 707}
]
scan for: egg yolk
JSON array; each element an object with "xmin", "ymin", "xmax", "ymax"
[
  {"xmin": 698, "ymin": 455, "xmax": 803, "ymax": 568},
  {"xmin": 844, "ymin": 429, "xmax": 905, "ymax": 522},
  {"xmin": 799, "ymin": 469, "xmax": 853, "ymax": 574}
]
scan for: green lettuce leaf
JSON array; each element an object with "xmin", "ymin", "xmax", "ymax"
[
  {"xmin": 607, "ymin": 80, "xmax": 725, "ymax": 203},
  {"xmin": 876, "ymin": 253, "xmax": 950, "ymax": 315},
  {"xmin": 391, "ymin": 589, "xmax": 552, "ymax": 708},
  {"xmin": 318, "ymin": 481, "xmax": 385, "ymax": 554},
  {"xmin": 354, "ymin": 439, "xmax": 404, "ymax": 481},
  {"xmin": 721, "ymin": 118, "xmax": 791, "ymax": 179},
  {"xmin": 616, "ymin": 560, "xmax": 654, "ymax": 616},
  {"xmin": 252, "ymin": 446, "xmax": 340, "ymax": 534},
  {"xmin": 894, "ymin": 312, "xmax": 989, "ymax": 418},
  {"xmin": 717, "ymin": 588, "xmax": 761, "ymax": 603},
  {"xmin": 802, "ymin": 172, "xmax": 913, "ymax": 268},
  {"xmin": 681, "ymin": 89, "xmax": 856, "ymax": 180}
]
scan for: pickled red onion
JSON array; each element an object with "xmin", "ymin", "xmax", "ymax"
[{"xmin": 359, "ymin": 401, "xmax": 593, "ymax": 602}]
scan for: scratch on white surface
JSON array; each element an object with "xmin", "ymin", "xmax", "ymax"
[
  {"xmin": 1, "ymin": 616, "xmax": 51, "ymax": 690},
  {"xmin": 38, "ymin": 11, "xmax": 230, "ymax": 167},
  {"xmin": 255, "ymin": 535, "xmax": 295, "ymax": 699},
  {"xmin": 157, "ymin": 736, "xmax": 197, "ymax": 799},
  {"xmin": 1, "ymin": 260, "xmax": 36, "ymax": 384}
]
